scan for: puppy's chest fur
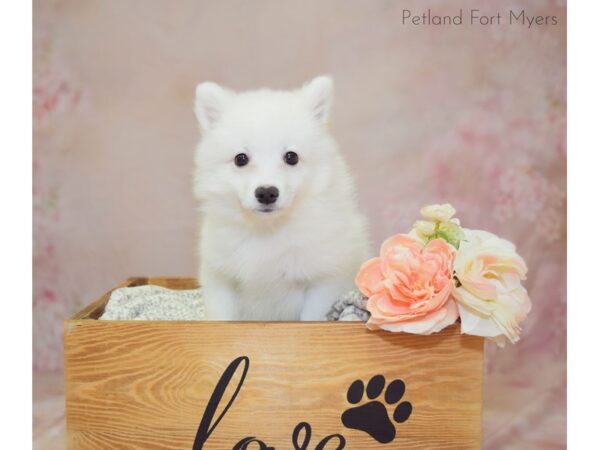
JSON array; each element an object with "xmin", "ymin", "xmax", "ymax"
[
  {"xmin": 201, "ymin": 212, "xmax": 364, "ymax": 320},
  {"xmin": 203, "ymin": 216, "xmax": 350, "ymax": 285}
]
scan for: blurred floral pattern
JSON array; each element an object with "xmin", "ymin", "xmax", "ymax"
[{"xmin": 33, "ymin": 0, "xmax": 566, "ymax": 448}]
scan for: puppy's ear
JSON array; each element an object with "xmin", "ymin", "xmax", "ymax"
[
  {"xmin": 302, "ymin": 75, "xmax": 334, "ymax": 124},
  {"xmin": 194, "ymin": 82, "xmax": 233, "ymax": 131}
]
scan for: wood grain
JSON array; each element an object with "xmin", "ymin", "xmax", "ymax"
[{"xmin": 65, "ymin": 278, "xmax": 483, "ymax": 449}]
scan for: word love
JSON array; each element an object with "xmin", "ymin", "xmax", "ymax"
[
  {"xmin": 192, "ymin": 356, "xmax": 346, "ymax": 450},
  {"xmin": 233, "ymin": 422, "xmax": 345, "ymax": 450}
]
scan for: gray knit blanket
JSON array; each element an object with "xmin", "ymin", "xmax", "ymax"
[{"xmin": 100, "ymin": 285, "xmax": 369, "ymax": 322}]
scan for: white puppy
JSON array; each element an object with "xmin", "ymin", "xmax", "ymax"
[{"xmin": 193, "ymin": 76, "xmax": 370, "ymax": 320}]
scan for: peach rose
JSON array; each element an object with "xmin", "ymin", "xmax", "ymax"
[
  {"xmin": 453, "ymin": 229, "xmax": 531, "ymax": 346},
  {"xmin": 355, "ymin": 234, "xmax": 458, "ymax": 334}
]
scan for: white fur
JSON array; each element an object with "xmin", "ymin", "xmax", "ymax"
[{"xmin": 194, "ymin": 76, "xmax": 370, "ymax": 320}]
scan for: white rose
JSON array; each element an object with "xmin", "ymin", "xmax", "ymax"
[{"xmin": 453, "ymin": 229, "xmax": 531, "ymax": 346}]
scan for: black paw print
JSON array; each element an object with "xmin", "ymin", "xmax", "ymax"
[{"xmin": 341, "ymin": 375, "xmax": 412, "ymax": 444}]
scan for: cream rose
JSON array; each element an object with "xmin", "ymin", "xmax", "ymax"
[{"xmin": 452, "ymin": 229, "xmax": 531, "ymax": 346}]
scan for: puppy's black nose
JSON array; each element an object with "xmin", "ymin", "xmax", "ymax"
[{"xmin": 255, "ymin": 186, "xmax": 279, "ymax": 205}]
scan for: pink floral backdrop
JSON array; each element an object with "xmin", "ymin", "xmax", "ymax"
[{"xmin": 33, "ymin": 0, "xmax": 566, "ymax": 448}]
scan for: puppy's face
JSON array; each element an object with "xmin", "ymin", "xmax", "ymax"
[{"xmin": 194, "ymin": 76, "xmax": 336, "ymax": 221}]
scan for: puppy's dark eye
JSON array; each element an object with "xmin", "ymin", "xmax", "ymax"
[
  {"xmin": 234, "ymin": 153, "xmax": 249, "ymax": 167},
  {"xmin": 284, "ymin": 151, "xmax": 299, "ymax": 166}
]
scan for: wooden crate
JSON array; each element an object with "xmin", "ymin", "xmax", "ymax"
[{"xmin": 64, "ymin": 277, "xmax": 483, "ymax": 449}]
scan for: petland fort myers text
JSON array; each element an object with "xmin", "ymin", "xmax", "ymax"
[{"xmin": 401, "ymin": 9, "xmax": 559, "ymax": 27}]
